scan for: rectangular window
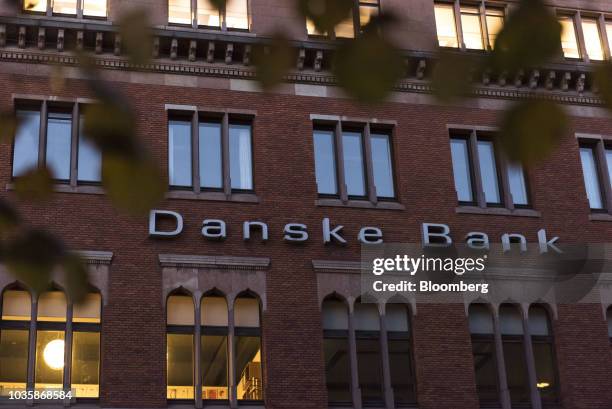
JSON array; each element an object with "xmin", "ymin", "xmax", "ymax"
[
  {"xmin": 450, "ymin": 131, "xmax": 530, "ymax": 209},
  {"xmin": 34, "ymin": 330, "xmax": 65, "ymax": 390},
  {"xmin": 0, "ymin": 329, "xmax": 29, "ymax": 395},
  {"xmin": 199, "ymin": 122, "xmax": 223, "ymax": 189},
  {"xmin": 170, "ymin": 0, "xmax": 248, "ymax": 30},
  {"xmin": 358, "ymin": 0, "xmax": 379, "ymax": 31},
  {"xmin": 229, "ymin": 124, "xmax": 253, "ymax": 190},
  {"xmin": 12, "ymin": 109, "xmax": 41, "ymax": 177},
  {"xmin": 460, "ymin": 6, "xmax": 484, "ymax": 50},
  {"xmin": 560, "ymin": 16, "xmax": 580, "ymax": 58},
  {"xmin": 71, "ymin": 331, "xmax": 100, "ymax": 398},
  {"xmin": 313, "ymin": 122, "xmax": 395, "ymax": 203},
  {"xmin": 82, "ymin": 0, "xmax": 107, "ymax": 17},
  {"xmin": 582, "ymin": 18, "xmax": 605, "ymax": 61},
  {"xmin": 201, "ymin": 334, "xmax": 228, "ymax": 400},
  {"xmin": 77, "ymin": 114, "xmax": 102, "ymax": 183},
  {"xmin": 52, "ymin": 0, "xmax": 77, "ymax": 15},
  {"xmin": 472, "ymin": 340, "xmax": 499, "ymax": 402},
  {"xmin": 579, "ymin": 145, "xmax": 604, "ymax": 210},
  {"xmin": 24, "ymin": 0, "xmax": 46, "ymax": 12},
  {"xmin": 168, "ymin": 119, "xmax": 193, "ymax": 188},
  {"xmin": 323, "ymin": 337, "xmax": 351, "ymax": 404},
  {"xmin": 198, "ymin": 0, "xmax": 222, "ymax": 27},
  {"xmin": 434, "ymin": 3, "xmax": 459, "ymax": 48},
  {"xmin": 24, "ymin": 0, "xmax": 106, "ymax": 17},
  {"xmin": 235, "ymin": 335, "xmax": 262, "ymax": 400},
  {"xmin": 225, "ymin": 0, "xmax": 249, "ymax": 29},
  {"xmin": 485, "ymin": 8, "xmax": 504, "ymax": 49},
  {"xmin": 45, "ymin": 112, "xmax": 72, "ymax": 182},
  {"xmin": 169, "ymin": 0, "xmax": 192, "ymax": 25},
  {"xmin": 167, "ymin": 333, "xmax": 194, "ymax": 399},
  {"xmin": 356, "ymin": 337, "xmax": 383, "ymax": 404}
]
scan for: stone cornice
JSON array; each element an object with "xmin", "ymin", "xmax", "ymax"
[
  {"xmin": 75, "ymin": 250, "xmax": 113, "ymax": 265},
  {"xmin": 159, "ymin": 254, "xmax": 270, "ymax": 270}
]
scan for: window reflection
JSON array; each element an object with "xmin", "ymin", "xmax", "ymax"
[
  {"xmin": 199, "ymin": 122, "xmax": 223, "ymax": 189},
  {"xmin": 197, "ymin": 0, "xmax": 221, "ymax": 27},
  {"xmin": 169, "ymin": 0, "xmax": 192, "ymax": 25},
  {"xmin": 71, "ymin": 332, "xmax": 100, "ymax": 397},
  {"xmin": 52, "ymin": 0, "xmax": 77, "ymax": 14},
  {"xmin": 450, "ymin": 138, "xmax": 474, "ymax": 203},
  {"xmin": 229, "ymin": 124, "xmax": 253, "ymax": 191},
  {"xmin": 507, "ymin": 162, "xmax": 529, "ymax": 206},
  {"xmin": 580, "ymin": 146, "xmax": 604, "ymax": 209},
  {"xmin": 529, "ymin": 306, "xmax": 558, "ymax": 403},
  {"xmin": 82, "ymin": 0, "xmax": 106, "ymax": 17},
  {"xmin": 560, "ymin": 17, "xmax": 580, "ymax": 58},
  {"xmin": 582, "ymin": 18, "xmax": 604, "ymax": 60},
  {"xmin": 167, "ymin": 333, "xmax": 194, "ymax": 399},
  {"xmin": 226, "ymin": 0, "xmax": 249, "ymax": 29},
  {"xmin": 168, "ymin": 120, "xmax": 193, "ymax": 188},
  {"xmin": 46, "ymin": 112, "xmax": 72, "ymax": 181},
  {"xmin": 342, "ymin": 131, "xmax": 366, "ymax": 197},
  {"xmin": 370, "ymin": 133, "xmax": 394, "ymax": 198},
  {"xmin": 485, "ymin": 8, "xmax": 504, "ymax": 49},
  {"xmin": 434, "ymin": 4, "xmax": 459, "ymax": 47},
  {"xmin": 78, "ymin": 114, "xmax": 102, "ymax": 183},
  {"xmin": 201, "ymin": 296, "xmax": 229, "ymax": 400},
  {"xmin": 336, "ymin": 16, "xmax": 355, "ymax": 39},
  {"xmin": 477, "ymin": 140, "xmax": 501, "ymax": 204},
  {"xmin": 460, "ymin": 6, "xmax": 483, "ymax": 50},
  {"xmin": 235, "ymin": 335, "xmax": 262, "ymax": 400},
  {"xmin": 12, "ymin": 110, "xmax": 41, "ymax": 178},
  {"xmin": 313, "ymin": 130, "xmax": 338, "ymax": 195}
]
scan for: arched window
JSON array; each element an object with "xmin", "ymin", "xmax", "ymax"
[
  {"xmin": 35, "ymin": 291, "xmax": 67, "ymax": 391},
  {"xmin": 500, "ymin": 304, "xmax": 529, "ymax": 405},
  {"xmin": 529, "ymin": 305, "xmax": 558, "ymax": 404},
  {"xmin": 201, "ymin": 294, "xmax": 228, "ymax": 400},
  {"xmin": 386, "ymin": 303, "xmax": 416, "ymax": 405},
  {"xmin": 322, "ymin": 297, "xmax": 351, "ymax": 405},
  {"xmin": 0, "ymin": 288, "xmax": 31, "ymax": 395},
  {"xmin": 166, "ymin": 293, "xmax": 195, "ymax": 400},
  {"xmin": 71, "ymin": 292, "xmax": 101, "ymax": 398},
  {"xmin": 354, "ymin": 300, "xmax": 383, "ymax": 405},
  {"xmin": 234, "ymin": 294, "xmax": 263, "ymax": 401},
  {"xmin": 468, "ymin": 304, "xmax": 499, "ymax": 405}
]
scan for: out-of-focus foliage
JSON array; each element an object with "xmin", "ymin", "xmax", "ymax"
[
  {"xmin": 0, "ymin": 111, "xmax": 19, "ymax": 144},
  {"xmin": 209, "ymin": 0, "xmax": 227, "ymax": 12},
  {"xmin": 13, "ymin": 167, "xmax": 54, "ymax": 202},
  {"xmin": 297, "ymin": 0, "xmax": 354, "ymax": 34},
  {"xmin": 253, "ymin": 33, "xmax": 295, "ymax": 90},
  {"xmin": 431, "ymin": 52, "xmax": 477, "ymax": 102},
  {"xmin": 498, "ymin": 99, "xmax": 567, "ymax": 165},
  {"xmin": 118, "ymin": 9, "xmax": 153, "ymax": 66},
  {"xmin": 595, "ymin": 63, "xmax": 612, "ymax": 111},
  {"xmin": 0, "ymin": 200, "xmax": 20, "ymax": 233}
]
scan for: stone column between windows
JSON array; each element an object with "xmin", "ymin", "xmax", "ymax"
[
  {"xmin": 228, "ymin": 306, "xmax": 238, "ymax": 409},
  {"xmin": 378, "ymin": 309, "xmax": 394, "ymax": 409},
  {"xmin": 222, "ymin": 113, "xmax": 232, "ymax": 198},
  {"xmin": 363, "ymin": 123, "xmax": 378, "ymax": 204},
  {"xmin": 467, "ymin": 131, "xmax": 486, "ymax": 208},
  {"xmin": 347, "ymin": 305, "xmax": 362, "ymax": 409},
  {"xmin": 26, "ymin": 296, "xmax": 38, "ymax": 406},
  {"xmin": 76, "ymin": 0, "xmax": 83, "ymax": 19},
  {"xmin": 334, "ymin": 121, "xmax": 349, "ymax": 203},
  {"xmin": 492, "ymin": 308, "xmax": 511, "ymax": 409},
  {"xmin": 69, "ymin": 103, "xmax": 79, "ymax": 188},
  {"xmin": 63, "ymin": 302, "xmax": 74, "ymax": 407},
  {"xmin": 453, "ymin": 0, "xmax": 465, "ymax": 50},
  {"xmin": 521, "ymin": 307, "xmax": 542, "ymax": 409},
  {"xmin": 194, "ymin": 292, "xmax": 203, "ymax": 408}
]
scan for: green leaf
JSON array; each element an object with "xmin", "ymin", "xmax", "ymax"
[
  {"xmin": 83, "ymin": 102, "xmax": 138, "ymax": 158},
  {"xmin": 0, "ymin": 199, "xmax": 21, "ymax": 234},
  {"xmin": 13, "ymin": 166, "xmax": 54, "ymax": 202},
  {"xmin": 102, "ymin": 155, "xmax": 166, "ymax": 216},
  {"xmin": 594, "ymin": 63, "xmax": 612, "ymax": 111},
  {"xmin": 490, "ymin": 0, "xmax": 561, "ymax": 71},
  {"xmin": 0, "ymin": 111, "xmax": 19, "ymax": 145},
  {"xmin": 498, "ymin": 99, "xmax": 567, "ymax": 165},
  {"xmin": 4, "ymin": 229, "xmax": 66, "ymax": 294},
  {"xmin": 333, "ymin": 31, "xmax": 404, "ymax": 103},
  {"xmin": 252, "ymin": 34, "xmax": 295, "ymax": 90},
  {"xmin": 431, "ymin": 52, "xmax": 476, "ymax": 102},
  {"xmin": 118, "ymin": 8, "xmax": 153, "ymax": 66},
  {"xmin": 61, "ymin": 254, "xmax": 89, "ymax": 304},
  {"xmin": 208, "ymin": 0, "xmax": 226, "ymax": 12},
  {"xmin": 297, "ymin": 0, "xmax": 354, "ymax": 34}
]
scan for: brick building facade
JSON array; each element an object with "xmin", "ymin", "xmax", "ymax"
[{"xmin": 0, "ymin": 0, "xmax": 611, "ymax": 409}]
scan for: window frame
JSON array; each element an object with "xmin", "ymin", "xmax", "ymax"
[
  {"xmin": 167, "ymin": 110, "xmax": 255, "ymax": 195},
  {"xmin": 557, "ymin": 10, "xmax": 612, "ymax": 62},
  {"xmin": 168, "ymin": 0, "xmax": 250, "ymax": 32},
  {"xmin": 312, "ymin": 120, "xmax": 397, "ymax": 204},
  {"xmin": 577, "ymin": 138, "xmax": 612, "ymax": 214},
  {"xmin": 22, "ymin": 0, "xmax": 108, "ymax": 19},
  {"xmin": 449, "ymin": 127, "xmax": 532, "ymax": 210},
  {"xmin": 11, "ymin": 100, "xmax": 102, "ymax": 187}
]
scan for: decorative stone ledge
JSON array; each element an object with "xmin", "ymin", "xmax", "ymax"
[
  {"xmin": 159, "ymin": 254, "xmax": 270, "ymax": 270},
  {"xmin": 312, "ymin": 259, "xmax": 365, "ymax": 274},
  {"xmin": 75, "ymin": 250, "xmax": 113, "ymax": 265}
]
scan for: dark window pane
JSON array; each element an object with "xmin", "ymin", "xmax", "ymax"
[
  {"xmin": 472, "ymin": 340, "xmax": 499, "ymax": 404},
  {"xmin": 477, "ymin": 140, "xmax": 501, "ymax": 204},
  {"xmin": 502, "ymin": 341, "xmax": 529, "ymax": 403},
  {"xmin": 507, "ymin": 162, "xmax": 528, "ymax": 205},
  {"xmin": 606, "ymin": 149, "xmax": 612, "ymax": 190},
  {"xmin": 168, "ymin": 120, "xmax": 192, "ymax": 187},
  {"xmin": 46, "ymin": 112, "xmax": 72, "ymax": 181},
  {"xmin": 356, "ymin": 337, "xmax": 383, "ymax": 404},
  {"xmin": 77, "ymin": 115, "xmax": 102, "ymax": 182},
  {"xmin": 12, "ymin": 110, "xmax": 40, "ymax": 177},
  {"xmin": 229, "ymin": 124, "xmax": 253, "ymax": 190},
  {"xmin": 370, "ymin": 133, "xmax": 394, "ymax": 198},
  {"xmin": 388, "ymin": 339, "xmax": 415, "ymax": 404},
  {"xmin": 342, "ymin": 131, "xmax": 366, "ymax": 196},
  {"xmin": 235, "ymin": 335, "xmax": 262, "ymax": 400},
  {"xmin": 580, "ymin": 147, "xmax": 603, "ymax": 209},
  {"xmin": 71, "ymin": 331, "xmax": 100, "ymax": 398},
  {"xmin": 201, "ymin": 335, "xmax": 228, "ymax": 400},
  {"xmin": 313, "ymin": 130, "xmax": 338, "ymax": 195},
  {"xmin": 199, "ymin": 122, "xmax": 223, "ymax": 189},
  {"xmin": 533, "ymin": 342, "xmax": 558, "ymax": 402},
  {"xmin": 167, "ymin": 333, "xmax": 194, "ymax": 399},
  {"xmin": 450, "ymin": 138, "xmax": 473, "ymax": 202},
  {"xmin": 323, "ymin": 337, "xmax": 351, "ymax": 404},
  {"xmin": 35, "ymin": 330, "xmax": 65, "ymax": 390},
  {"xmin": 0, "ymin": 329, "xmax": 29, "ymax": 395}
]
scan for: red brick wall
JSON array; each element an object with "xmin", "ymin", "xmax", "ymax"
[{"xmin": 1, "ymin": 72, "xmax": 612, "ymax": 409}]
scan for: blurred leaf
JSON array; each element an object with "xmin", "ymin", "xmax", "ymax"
[
  {"xmin": 50, "ymin": 65, "xmax": 66, "ymax": 93},
  {"xmin": 490, "ymin": 0, "xmax": 561, "ymax": 71},
  {"xmin": 253, "ymin": 34, "xmax": 294, "ymax": 90},
  {"xmin": 0, "ymin": 199, "xmax": 21, "ymax": 233},
  {"xmin": 297, "ymin": 0, "xmax": 354, "ymax": 34},
  {"xmin": 209, "ymin": 0, "xmax": 226, "ymax": 11},
  {"xmin": 498, "ymin": 99, "xmax": 567, "ymax": 165},
  {"xmin": 102, "ymin": 155, "xmax": 165, "ymax": 216},
  {"xmin": 432, "ymin": 52, "xmax": 476, "ymax": 102},
  {"xmin": 23, "ymin": 0, "xmax": 40, "ymax": 10},
  {"xmin": 333, "ymin": 30, "xmax": 404, "ymax": 103},
  {"xmin": 62, "ymin": 254, "xmax": 89, "ymax": 303},
  {"xmin": 14, "ymin": 166, "xmax": 54, "ymax": 202},
  {"xmin": 594, "ymin": 63, "xmax": 612, "ymax": 111},
  {"xmin": 118, "ymin": 8, "xmax": 153, "ymax": 65},
  {"xmin": 0, "ymin": 111, "xmax": 19, "ymax": 144},
  {"xmin": 83, "ymin": 102, "xmax": 139, "ymax": 158},
  {"xmin": 4, "ymin": 229, "xmax": 65, "ymax": 294}
]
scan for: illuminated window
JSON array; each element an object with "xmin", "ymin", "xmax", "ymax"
[
  {"xmin": 607, "ymin": 22, "xmax": 612, "ymax": 59},
  {"xmin": 485, "ymin": 8, "xmax": 504, "ymax": 49},
  {"xmin": 582, "ymin": 18, "xmax": 605, "ymax": 60},
  {"xmin": 234, "ymin": 295, "xmax": 263, "ymax": 401},
  {"xmin": 469, "ymin": 304, "xmax": 499, "ymax": 405},
  {"xmin": 167, "ymin": 294, "xmax": 195, "ymax": 400},
  {"xmin": 460, "ymin": 6, "xmax": 483, "ymax": 50},
  {"xmin": 0, "ymin": 290, "xmax": 31, "ymax": 396},
  {"xmin": 434, "ymin": 3, "xmax": 459, "ymax": 47},
  {"xmin": 528, "ymin": 306, "xmax": 559, "ymax": 403},
  {"xmin": 23, "ymin": 0, "xmax": 106, "ymax": 17},
  {"xmin": 578, "ymin": 139, "xmax": 612, "ymax": 212},
  {"xmin": 169, "ymin": 0, "xmax": 249, "ymax": 30},
  {"xmin": 72, "ymin": 293, "xmax": 101, "ymax": 398},
  {"xmin": 201, "ymin": 296, "xmax": 229, "ymax": 400},
  {"xmin": 306, "ymin": 0, "xmax": 379, "ymax": 39},
  {"xmin": 560, "ymin": 16, "xmax": 580, "ymax": 58}
]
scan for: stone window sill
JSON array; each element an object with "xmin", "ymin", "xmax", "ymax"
[
  {"xmin": 589, "ymin": 212, "xmax": 612, "ymax": 222},
  {"xmin": 315, "ymin": 198, "xmax": 405, "ymax": 210},
  {"xmin": 166, "ymin": 190, "xmax": 260, "ymax": 203},
  {"xmin": 455, "ymin": 206, "xmax": 541, "ymax": 218},
  {"xmin": 6, "ymin": 183, "xmax": 105, "ymax": 195}
]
